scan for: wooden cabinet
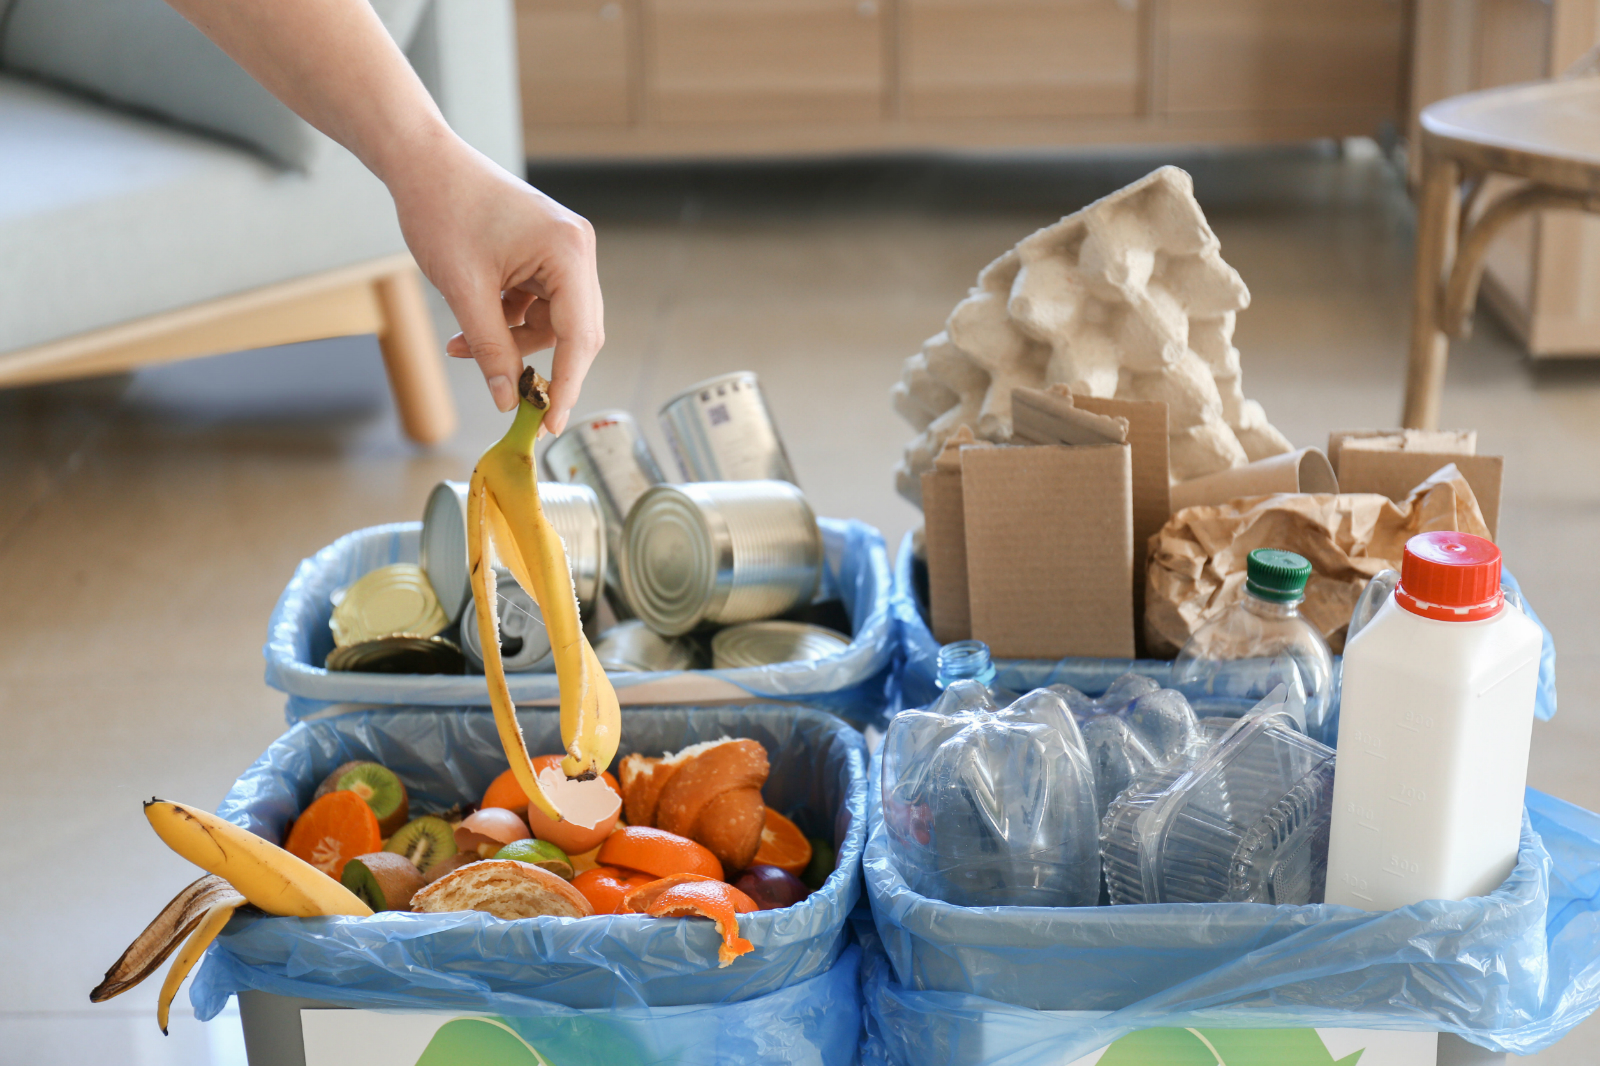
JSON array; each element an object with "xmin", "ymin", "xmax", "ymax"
[
  {"xmin": 516, "ymin": 0, "xmax": 634, "ymax": 126},
  {"xmin": 1410, "ymin": 0, "xmax": 1600, "ymax": 356},
  {"xmin": 514, "ymin": 0, "xmax": 1410, "ymax": 158},
  {"xmin": 648, "ymin": 0, "xmax": 885, "ymax": 123},
  {"xmin": 903, "ymin": 0, "xmax": 1141, "ymax": 120},
  {"xmin": 1163, "ymin": 0, "xmax": 1405, "ymax": 116}
]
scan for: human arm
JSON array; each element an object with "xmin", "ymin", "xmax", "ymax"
[{"xmin": 162, "ymin": 0, "xmax": 603, "ymax": 425}]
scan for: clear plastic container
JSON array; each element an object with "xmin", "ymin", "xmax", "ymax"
[
  {"xmin": 881, "ymin": 682, "xmax": 1101, "ymax": 907},
  {"xmin": 1173, "ymin": 548, "xmax": 1336, "ymax": 744},
  {"xmin": 1100, "ymin": 687, "xmax": 1336, "ymax": 906}
]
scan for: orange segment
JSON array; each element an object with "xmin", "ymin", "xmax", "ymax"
[
  {"xmin": 752, "ymin": 808, "xmax": 813, "ymax": 876},
  {"xmin": 598, "ymin": 826, "xmax": 723, "ymax": 881},
  {"xmin": 630, "ymin": 877, "xmax": 758, "ymax": 967},
  {"xmin": 573, "ymin": 866, "xmax": 656, "ymax": 914},
  {"xmin": 284, "ymin": 790, "xmax": 382, "ymax": 880},
  {"xmin": 482, "ymin": 760, "xmax": 621, "ymax": 813}
]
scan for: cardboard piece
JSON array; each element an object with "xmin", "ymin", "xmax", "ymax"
[
  {"xmin": 1170, "ymin": 447, "xmax": 1338, "ymax": 511},
  {"xmin": 1012, "ymin": 388, "xmax": 1128, "ymax": 447},
  {"xmin": 962, "ymin": 444, "xmax": 1136, "ymax": 660},
  {"xmin": 1327, "ymin": 428, "xmax": 1477, "ymax": 469},
  {"xmin": 1329, "ymin": 430, "xmax": 1502, "ymax": 538},
  {"xmin": 921, "ymin": 428, "xmax": 986, "ymax": 643}
]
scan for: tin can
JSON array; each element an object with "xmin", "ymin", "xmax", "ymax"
[
  {"xmin": 711, "ymin": 620, "xmax": 850, "ymax": 669},
  {"xmin": 421, "ymin": 481, "xmax": 607, "ymax": 620},
  {"xmin": 459, "ymin": 568, "xmax": 555, "ymax": 673},
  {"xmin": 620, "ymin": 480, "xmax": 822, "ymax": 636},
  {"xmin": 542, "ymin": 410, "xmax": 666, "ymax": 614},
  {"xmin": 325, "ymin": 635, "xmax": 466, "ymax": 674},
  {"xmin": 329, "ymin": 563, "xmax": 449, "ymax": 647},
  {"xmin": 593, "ymin": 620, "xmax": 697, "ymax": 673},
  {"xmin": 658, "ymin": 371, "xmax": 798, "ymax": 485}
]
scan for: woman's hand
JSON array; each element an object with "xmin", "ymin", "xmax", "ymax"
[
  {"xmin": 389, "ymin": 135, "xmax": 604, "ymax": 428},
  {"xmin": 162, "ymin": 0, "xmax": 604, "ymax": 430}
]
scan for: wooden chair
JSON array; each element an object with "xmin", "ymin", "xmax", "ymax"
[{"xmin": 1404, "ymin": 76, "xmax": 1600, "ymax": 429}]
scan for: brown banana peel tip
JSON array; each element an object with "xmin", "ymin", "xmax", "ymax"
[{"xmin": 518, "ymin": 366, "xmax": 550, "ymax": 408}]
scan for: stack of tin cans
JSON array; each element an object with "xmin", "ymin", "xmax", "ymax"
[{"xmin": 329, "ymin": 370, "xmax": 849, "ymax": 676}]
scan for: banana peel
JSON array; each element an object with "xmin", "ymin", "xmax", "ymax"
[
  {"xmin": 468, "ymin": 367, "xmax": 621, "ymax": 826},
  {"xmin": 91, "ymin": 874, "xmax": 246, "ymax": 1034}
]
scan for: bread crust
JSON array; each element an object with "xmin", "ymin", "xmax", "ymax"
[
  {"xmin": 410, "ymin": 859, "xmax": 594, "ymax": 920},
  {"xmin": 655, "ymin": 739, "xmax": 770, "ymax": 871}
]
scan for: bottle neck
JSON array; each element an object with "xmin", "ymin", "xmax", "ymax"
[
  {"xmin": 937, "ymin": 641, "xmax": 997, "ymax": 689},
  {"xmin": 1244, "ymin": 591, "xmax": 1303, "ymax": 619}
]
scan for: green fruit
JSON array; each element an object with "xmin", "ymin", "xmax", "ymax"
[
  {"xmin": 385, "ymin": 815, "xmax": 458, "ymax": 871},
  {"xmin": 801, "ymin": 836, "xmax": 835, "ymax": 891},
  {"xmin": 341, "ymin": 852, "xmax": 425, "ymax": 911},
  {"xmin": 317, "ymin": 761, "xmax": 409, "ymax": 836},
  {"xmin": 495, "ymin": 839, "xmax": 574, "ymax": 880}
]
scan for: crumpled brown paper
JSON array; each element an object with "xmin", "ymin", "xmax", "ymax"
[{"xmin": 1145, "ymin": 464, "xmax": 1492, "ymax": 656}]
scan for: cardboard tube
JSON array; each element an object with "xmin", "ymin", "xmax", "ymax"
[{"xmin": 1170, "ymin": 447, "xmax": 1338, "ymax": 511}]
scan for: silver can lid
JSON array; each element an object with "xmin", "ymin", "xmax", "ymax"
[
  {"xmin": 460, "ymin": 568, "xmax": 555, "ymax": 673},
  {"xmin": 711, "ymin": 621, "xmax": 850, "ymax": 669},
  {"xmin": 619, "ymin": 484, "xmax": 720, "ymax": 636},
  {"xmin": 329, "ymin": 563, "xmax": 450, "ymax": 647},
  {"xmin": 420, "ymin": 481, "xmax": 471, "ymax": 621},
  {"xmin": 593, "ymin": 620, "xmax": 696, "ymax": 673}
]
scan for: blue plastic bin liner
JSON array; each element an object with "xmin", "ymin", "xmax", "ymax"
[
  {"xmin": 892, "ymin": 531, "xmax": 1558, "ymax": 721},
  {"xmin": 265, "ymin": 518, "xmax": 895, "ymax": 725},
  {"xmin": 190, "ymin": 705, "xmax": 867, "ymax": 1017},
  {"xmin": 863, "ymin": 770, "xmax": 1600, "ymax": 1060}
]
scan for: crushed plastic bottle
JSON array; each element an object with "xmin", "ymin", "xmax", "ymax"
[
  {"xmin": 1173, "ymin": 548, "xmax": 1336, "ymax": 744},
  {"xmin": 881, "ymin": 682, "xmax": 1100, "ymax": 907}
]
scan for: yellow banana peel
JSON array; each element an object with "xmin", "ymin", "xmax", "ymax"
[{"xmin": 468, "ymin": 368, "xmax": 621, "ymax": 825}]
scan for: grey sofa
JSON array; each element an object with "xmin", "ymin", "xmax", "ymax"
[{"xmin": 0, "ymin": 0, "xmax": 523, "ymax": 443}]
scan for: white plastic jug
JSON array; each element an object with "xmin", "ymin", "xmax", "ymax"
[{"xmin": 1325, "ymin": 531, "xmax": 1542, "ymax": 911}]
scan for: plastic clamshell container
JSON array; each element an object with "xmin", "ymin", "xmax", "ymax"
[
  {"xmin": 1100, "ymin": 693, "xmax": 1336, "ymax": 906},
  {"xmin": 265, "ymin": 519, "xmax": 894, "ymax": 724},
  {"xmin": 192, "ymin": 705, "xmax": 867, "ymax": 1014}
]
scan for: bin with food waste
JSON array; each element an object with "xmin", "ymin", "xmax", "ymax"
[{"xmin": 90, "ymin": 371, "xmax": 865, "ymax": 1066}]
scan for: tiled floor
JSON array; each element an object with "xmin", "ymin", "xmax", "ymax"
[{"xmin": 3, "ymin": 143, "xmax": 1599, "ymax": 1063}]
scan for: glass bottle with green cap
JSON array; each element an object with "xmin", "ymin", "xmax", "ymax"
[{"xmin": 1172, "ymin": 548, "xmax": 1337, "ymax": 743}]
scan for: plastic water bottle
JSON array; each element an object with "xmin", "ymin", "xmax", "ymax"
[
  {"xmin": 1325, "ymin": 531, "xmax": 1542, "ymax": 911},
  {"xmin": 935, "ymin": 640, "xmax": 1017, "ymax": 703},
  {"xmin": 1172, "ymin": 549, "xmax": 1336, "ymax": 742}
]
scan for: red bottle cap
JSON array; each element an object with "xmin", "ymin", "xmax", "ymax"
[{"xmin": 1396, "ymin": 531, "xmax": 1503, "ymax": 622}]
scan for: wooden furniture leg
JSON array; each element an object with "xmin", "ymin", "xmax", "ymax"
[
  {"xmin": 375, "ymin": 266, "xmax": 458, "ymax": 446},
  {"xmin": 1403, "ymin": 152, "xmax": 1462, "ymax": 430}
]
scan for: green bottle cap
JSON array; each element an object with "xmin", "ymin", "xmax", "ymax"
[{"xmin": 1246, "ymin": 548, "xmax": 1313, "ymax": 602}]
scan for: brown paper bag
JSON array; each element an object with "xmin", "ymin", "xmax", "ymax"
[{"xmin": 1145, "ymin": 464, "xmax": 1491, "ymax": 656}]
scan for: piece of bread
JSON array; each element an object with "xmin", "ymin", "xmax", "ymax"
[
  {"xmin": 618, "ymin": 753, "xmax": 672, "ymax": 826},
  {"xmin": 410, "ymin": 860, "xmax": 594, "ymax": 920},
  {"xmin": 655, "ymin": 739, "xmax": 770, "ymax": 872}
]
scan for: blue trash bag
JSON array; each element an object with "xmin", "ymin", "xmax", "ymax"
[
  {"xmin": 892, "ymin": 531, "xmax": 1559, "ymax": 721},
  {"xmin": 863, "ymin": 761, "xmax": 1600, "ymax": 1061},
  {"xmin": 190, "ymin": 705, "xmax": 867, "ymax": 1018},
  {"xmin": 265, "ymin": 518, "xmax": 896, "ymax": 726}
]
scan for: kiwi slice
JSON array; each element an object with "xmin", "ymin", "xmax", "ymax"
[
  {"xmin": 342, "ymin": 852, "xmax": 425, "ymax": 911},
  {"xmin": 317, "ymin": 761, "xmax": 409, "ymax": 836},
  {"xmin": 494, "ymin": 839, "xmax": 574, "ymax": 880},
  {"xmin": 384, "ymin": 815, "xmax": 457, "ymax": 871}
]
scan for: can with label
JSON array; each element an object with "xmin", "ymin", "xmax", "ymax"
[
  {"xmin": 421, "ymin": 481, "xmax": 607, "ymax": 621},
  {"xmin": 542, "ymin": 410, "xmax": 666, "ymax": 614},
  {"xmin": 658, "ymin": 371, "xmax": 798, "ymax": 484},
  {"xmin": 593, "ymin": 620, "xmax": 697, "ymax": 673},
  {"xmin": 459, "ymin": 568, "xmax": 556, "ymax": 673},
  {"xmin": 711, "ymin": 620, "xmax": 851, "ymax": 669},
  {"xmin": 620, "ymin": 480, "xmax": 822, "ymax": 636}
]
